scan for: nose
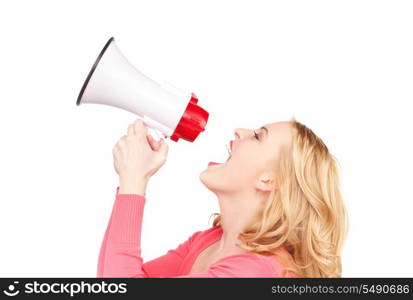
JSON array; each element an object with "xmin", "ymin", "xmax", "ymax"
[{"xmin": 234, "ymin": 128, "xmax": 250, "ymax": 140}]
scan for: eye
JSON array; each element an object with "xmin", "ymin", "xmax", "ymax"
[{"xmin": 253, "ymin": 130, "xmax": 260, "ymax": 140}]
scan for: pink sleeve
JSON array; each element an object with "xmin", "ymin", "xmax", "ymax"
[
  {"xmin": 97, "ymin": 187, "xmax": 202, "ymax": 278},
  {"xmin": 97, "ymin": 187, "xmax": 278, "ymax": 278}
]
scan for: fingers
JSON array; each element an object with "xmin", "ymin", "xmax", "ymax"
[
  {"xmin": 126, "ymin": 119, "xmax": 148, "ymax": 137},
  {"xmin": 118, "ymin": 135, "xmax": 127, "ymax": 147},
  {"xmin": 146, "ymin": 135, "xmax": 156, "ymax": 151},
  {"xmin": 133, "ymin": 119, "xmax": 148, "ymax": 138},
  {"xmin": 157, "ymin": 138, "xmax": 169, "ymax": 158},
  {"xmin": 120, "ymin": 119, "xmax": 156, "ymax": 152},
  {"xmin": 127, "ymin": 124, "xmax": 135, "ymax": 136},
  {"xmin": 147, "ymin": 135, "xmax": 162, "ymax": 151}
]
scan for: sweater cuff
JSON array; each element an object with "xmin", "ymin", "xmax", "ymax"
[{"xmin": 110, "ymin": 188, "xmax": 146, "ymax": 244}]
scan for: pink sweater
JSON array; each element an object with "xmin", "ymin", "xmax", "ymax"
[{"xmin": 97, "ymin": 187, "xmax": 295, "ymax": 278}]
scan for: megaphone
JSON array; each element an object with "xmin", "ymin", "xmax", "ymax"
[{"xmin": 76, "ymin": 37, "xmax": 209, "ymax": 142}]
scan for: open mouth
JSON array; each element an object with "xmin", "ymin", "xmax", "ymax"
[
  {"xmin": 208, "ymin": 140, "xmax": 233, "ymax": 167},
  {"xmin": 227, "ymin": 140, "xmax": 233, "ymax": 160}
]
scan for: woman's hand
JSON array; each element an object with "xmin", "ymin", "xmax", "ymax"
[{"xmin": 113, "ymin": 119, "xmax": 169, "ymax": 195}]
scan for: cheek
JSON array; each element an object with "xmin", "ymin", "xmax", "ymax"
[
  {"xmin": 220, "ymin": 153, "xmax": 263, "ymax": 185},
  {"xmin": 230, "ymin": 150, "xmax": 265, "ymax": 174}
]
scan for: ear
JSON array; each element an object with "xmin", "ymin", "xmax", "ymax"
[{"xmin": 255, "ymin": 173, "xmax": 277, "ymax": 192}]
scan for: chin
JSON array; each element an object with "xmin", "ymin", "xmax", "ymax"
[
  {"xmin": 199, "ymin": 169, "xmax": 220, "ymax": 192},
  {"xmin": 199, "ymin": 169, "xmax": 210, "ymax": 188},
  {"xmin": 200, "ymin": 170, "xmax": 232, "ymax": 194}
]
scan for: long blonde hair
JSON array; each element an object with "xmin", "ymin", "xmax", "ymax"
[{"xmin": 210, "ymin": 118, "xmax": 348, "ymax": 277}]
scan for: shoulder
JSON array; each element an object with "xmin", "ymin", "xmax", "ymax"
[
  {"xmin": 187, "ymin": 225, "xmax": 222, "ymax": 243},
  {"xmin": 209, "ymin": 253, "xmax": 296, "ymax": 278}
]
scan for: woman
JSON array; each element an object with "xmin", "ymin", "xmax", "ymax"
[{"xmin": 97, "ymin": 118, "xmax": 347, "ymax": 278}]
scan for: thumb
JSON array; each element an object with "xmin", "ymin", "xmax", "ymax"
[
  {"xmin": 147, "ymin": 134, "xmax": 161, "ymax": 151},
  {"xmin": 156, "ymin": 138, "xmax": 169, "ymax": 158}
]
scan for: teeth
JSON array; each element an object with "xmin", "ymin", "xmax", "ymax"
[
  {"xmin": 226, "ymin": 143, "xmax": 232, "ymax": 156},
  {"xmin": 226, "ymin": 143, "xmax": 232, "ymax": 161}
]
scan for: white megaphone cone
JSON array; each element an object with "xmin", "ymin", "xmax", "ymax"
[{"xmin": 76, "ymin": 37, "xmax": 209, "ymax": 142}]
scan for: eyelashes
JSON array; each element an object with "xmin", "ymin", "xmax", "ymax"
[{"xmin": 253, "ymin": 131, "xmax": 260, "ymax": 140}]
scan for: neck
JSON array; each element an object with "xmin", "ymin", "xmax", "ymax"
[{"xmin": 213, "ymin": 189, "xmax": 265, "ymax": 255}]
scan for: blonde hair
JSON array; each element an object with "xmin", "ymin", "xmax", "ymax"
[{"xmin": 210, "ymin": 118, "xmax": 348, "ymax": 277}]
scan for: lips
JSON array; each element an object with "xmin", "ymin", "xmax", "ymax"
[{"xmin": 208, "ymin": 161, "xmax": 221, "ymax": 166}]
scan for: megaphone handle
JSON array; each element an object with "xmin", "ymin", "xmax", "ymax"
[
  {"xmin": 152, "ymin": 128, "xmax": 165, "ymax": 141},
  {"xmin": 142, "ymin": 115, "xmax": 172, "ymax": 140},
  {"xmin": 142, "ymin": 120, "xmax": 166, "ymax": 142}
]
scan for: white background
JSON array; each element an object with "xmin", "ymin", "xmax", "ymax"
[{"xmin": 0, "ymin": 0, "xmax": 412, "ymax": 277}]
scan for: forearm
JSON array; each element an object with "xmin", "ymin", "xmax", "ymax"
[{"xmin": 98, "ymin": 187, "xmax": 148, "ymax": 278}]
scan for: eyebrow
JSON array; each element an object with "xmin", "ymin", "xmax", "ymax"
[{"xmin": 260, "ymin": 126, "xmax": 269, "ymax": 138}]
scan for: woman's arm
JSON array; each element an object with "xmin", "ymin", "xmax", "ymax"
[
  {"xmin": 97, "ymin": 187, "xmax": 147, "ymax": 277},
  {"xmin": 97, "ymin": 186, "xmax": 202, "ymax": 277},
  {"xmin": 99, "ymin": 119, "xmax": 176, "ymax": 277}
]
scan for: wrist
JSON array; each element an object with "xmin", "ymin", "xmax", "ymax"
[{"xmin": 119, "ymin": 177, "xmax": 149, "ymax": 196}]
